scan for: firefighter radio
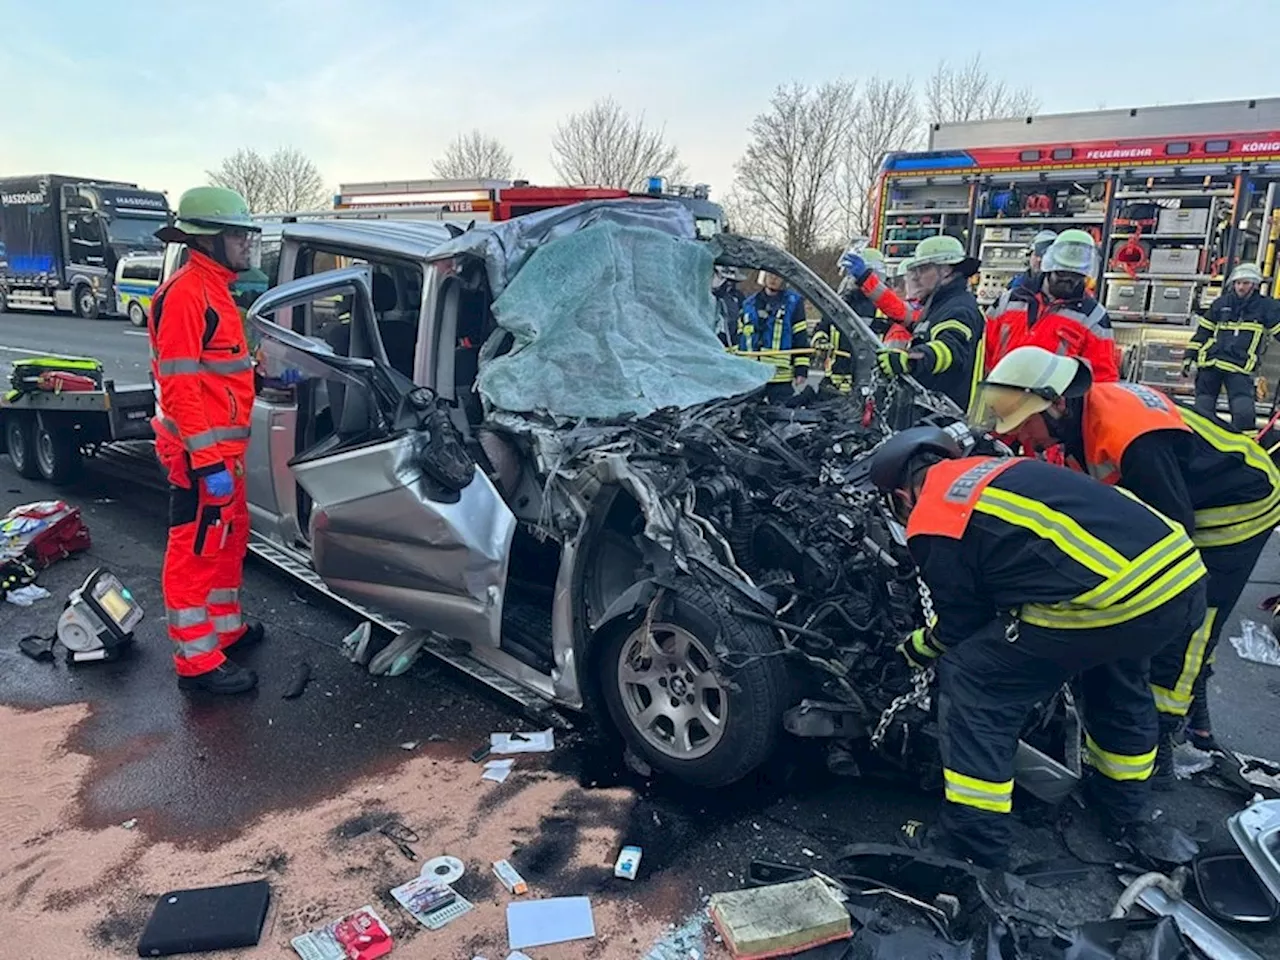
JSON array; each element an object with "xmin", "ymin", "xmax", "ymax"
[{"xmin": 56, "ymin": 568, "xmax": 144, "ymax": 663}]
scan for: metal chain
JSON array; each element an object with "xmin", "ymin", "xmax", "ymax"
[
  {"xmin": 871, "ymin": 664, "xmax": 935, "ymax": 750},
  {"xmin": 916, "ymin": 576, "xmax": 936, "ymax": 628}
]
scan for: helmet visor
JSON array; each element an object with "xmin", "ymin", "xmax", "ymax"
[
  {"xmin": 970, "ymin": 385, "xmax": 1052, "ymax": 434},
  {"xmin": 1041, "ymin": 240, "xmax": 1098, "ymax": 276}
]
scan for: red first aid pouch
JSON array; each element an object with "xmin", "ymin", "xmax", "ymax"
[{"xmin": 1, "ymin": 500, "xmax": 91, "ymax": 569}]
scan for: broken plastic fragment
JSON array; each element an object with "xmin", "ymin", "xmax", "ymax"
[
  {"xmin": 340, "ymin": 622, "xmax": 373, "ymax": 664},
  {"xmin": 1229, "ymin": 619, "xmax": 1280, "ymax": 667},
  {"xmin": 1173, "ymin": 742, "xmax": 1215, "ymax": 779},
  {"xmin": 489, "ymin": 730, "xmax": 555, "ymax": 754},
  {"xmin": 483, "ymin": 759, "xmax": 515, "ymax": 783}
]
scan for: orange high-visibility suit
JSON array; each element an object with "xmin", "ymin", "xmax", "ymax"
[{"xmin": 148, "ymin": 250, "xmax": 255, "ymax": 677}]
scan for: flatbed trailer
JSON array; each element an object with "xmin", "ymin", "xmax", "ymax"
[{"xmin": 0, "ymin": 381, "xmax": 154, "ymax": 484}]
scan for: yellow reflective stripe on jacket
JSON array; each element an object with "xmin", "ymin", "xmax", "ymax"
[
  {"xmin": 943, "ymin": 769, "xmax": 1013, "ymax": 813},
  {"xmin": 1085, "ymin": 735, "xmax": 1156, "ymax": 782},
  {"xmin": 1021, "ymin": 549, "xmax": 1204, "ymax": 630},
  {"xmin": 1180, "ymin": 406, "xmax": 1280, "ymax": 545},
  {"xmin": 974, "ymin": 488, "xmax": 1128, "ymax": 575},
  {"xmin": 976, "ymin": 487, "xmax": 1205, "ymax": 630},
  {"xmin": 1152, "ymin": 607, "xmax": 1216, "ymax": 717},
  {"xmin": 1068, "ymin": 529, "xmax": 1191, "ymax": 608},
  {"xmin": 738, "ymin": 348, "xmax": 811, "ymax": 383},
  {"xmin": 1202, "ymin": 321, "xmax": 1265, "ymax": 372},
  {"xmin": 930, "ymin": 319, "xmax": 974, "ymax": 342},
  {"xmin": 927, "ymin": 340, "xmax": 953, "ymax": 373}
]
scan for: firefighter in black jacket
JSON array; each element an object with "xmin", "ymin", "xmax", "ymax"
[
  {"xmin": 876, "ymin": 236, "xmax": 985, "ymax": 412},
  {"xmin": 871, "ymin": 428, "xmax": 1207, "ymax": 868},
  {"xmin": 1184, "ymin": 262, "xmax": 1280, "ymax": 431},
  {"xmin": 978, "ymin": 346, "xmax": 1280, "ymax": 781}
]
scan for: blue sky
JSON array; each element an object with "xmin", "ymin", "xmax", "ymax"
[{"xmin": 2, "ymin": 0, "xmax": 1278, "ymax": 203}]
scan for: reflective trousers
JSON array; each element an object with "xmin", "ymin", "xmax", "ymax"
[
  {"xmin": 1151, "ymin": 529, "xmax": 1270, "ymax": 719},
  {"xmin": 162, "ymin": 462, "xmax": 250, "ymax": 677},
  {"xmin": 936, "ymin": 584, "xmax": 1205, "ymax": 868},
  {"xmin": 1194, "ymin": 367, "xmax": 1256, "ymax": 432}
]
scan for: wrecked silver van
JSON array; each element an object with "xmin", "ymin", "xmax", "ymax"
[{"xmin": 243, "ymin": 201, "xmax": 974, "ymax": 788}]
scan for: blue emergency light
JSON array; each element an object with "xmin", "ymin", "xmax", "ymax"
[{"xmin": 646, "ymin": 176, "xmax": 665, "ymax": 195}]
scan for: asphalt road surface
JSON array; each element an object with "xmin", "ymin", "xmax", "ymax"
[
  {"xmin": 0, "ymin": 311, "xmax": 1278, "ymax": 955},
  {"xmin": 0, "ymin": 307, "xmax": 151, "ymax": 384}
]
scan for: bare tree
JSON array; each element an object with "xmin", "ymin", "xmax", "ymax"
[
  {"xmin": 433, "ymin": 130, "xmax": 515, "ymax": 180},
  {"xmin": 265, "ymin": 147, "xmax": 327, "ymax": 212},
  {"xmin": 208, "ymin": 146, "xmax": 327, "ymax": 213},
  {"xmin": 551, "ymin": 97, "xmax": 685, "ymax": 189},
  {"xmin": 925, "ymin": 55, "xmax": 1039, "ymax": 125},
  {"xmin": 732, "ymin": 81, "xmax": 857, "ymax": 259},
  {"xmin": 836, "ymin": 76, "xmax": 921, "ymax": 240},
  {"xmin": 207, "ymin": 148, "xmax": 274, "ymax": 214}
]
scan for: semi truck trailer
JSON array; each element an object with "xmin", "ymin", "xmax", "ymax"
[{"xmin": 0, "ymin": 175, "xmax": 170, "ymax": 319}]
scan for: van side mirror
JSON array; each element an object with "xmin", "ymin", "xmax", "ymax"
[{"xmin": 1193, "ymin": 852, "xmax": 1279, "ymax": 924}]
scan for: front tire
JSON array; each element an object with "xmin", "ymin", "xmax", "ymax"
[
  {"xmin": 597, "ymin": 581, "xmax": 788, "ymax": 788},
  {"xmin": 74, "ymin": 285, "xmax": 99, "ymax": 320},
  {"xmin": 33, "ymin": 413, "xmax": 81, "ymax": 484},
  {"xmin": 6, "ymin": 414, "xmax": 41, "ymax": 480},
  {"xmin": 128, "ymin": 301, "xmax": 147, "ymax": 327}
]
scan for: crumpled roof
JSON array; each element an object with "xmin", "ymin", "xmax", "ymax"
[
  {"xmin": 426, "ymin": 198, "xmax": 699, "ymax": 299},
  {"xmin": 475, "ymin": 217, "xmax": 772, "ymax": 419}
]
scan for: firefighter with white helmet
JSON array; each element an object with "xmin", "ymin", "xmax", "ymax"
[
  {"xmin": 1006, "ymin": 229, "xmax": 1057, "ymax": 296},
  {"xmin": 1184, "ymin": 261, "xmax": 1280, "ymax": 431},
  {"xmin": 984, "ymin": 229, "xmax": 1119, "ymax": 383},
  {"xmin": 978, "ymin": 345, "xmax": 1280, "ymax": 782},
  {"xmin": 875, "ymin": 235, "xmax": 984, "ymax": 411}
]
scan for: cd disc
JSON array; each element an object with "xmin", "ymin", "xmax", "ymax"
[{"xmin": 421, "ymin": 855, "xmax": 465, "ymax": 886}]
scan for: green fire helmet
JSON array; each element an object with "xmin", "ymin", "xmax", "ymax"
[
  {"xmin": 1041, "ymin": 229, "xmax": 1098, "ymax": 276},
  {"xmin": 906, "ymin": 235, "xmax": 980, "ymax": 277},
  {"xmin": 156, "ymin": 186, "xmax": 260, "ymax": 243}
]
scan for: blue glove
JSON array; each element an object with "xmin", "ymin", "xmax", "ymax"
[
  {"xmin": 202, "ymin": 469, "xmax": 234, "ymax": 499},
  {"xmin": 840, "ymin": 251, "xmax": 869, "ymax": 281}
]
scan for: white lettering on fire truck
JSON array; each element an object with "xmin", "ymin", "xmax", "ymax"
[{"xmin": 1083, "ymin": 148, "xmax": 1155, "ymax": 160}]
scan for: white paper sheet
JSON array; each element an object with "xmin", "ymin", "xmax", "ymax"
[{"xmin": 507, "ymin": 897, "xmax": 596, "ymax": 949}]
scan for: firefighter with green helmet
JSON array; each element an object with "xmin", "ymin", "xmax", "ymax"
[
  {"xmin": 150, "ymin": 186, "xmax": 264, "ymax": 695},
  {"xmin": 876, "ymin": 235, "xmax": 985, "ymax": 411}
]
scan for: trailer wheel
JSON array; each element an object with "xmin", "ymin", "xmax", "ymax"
[
  {"xmin": 33, "ymin": 413, "xmax": 81, "ymax": 484},
  {"xmin": 74, "ymin": 285, "xmax": 99, "ymax": 320},
  {"xmin": 128, "ymin": 301, "xmax": 147, "ymax": 328},
  {"xmin": 5, "ymin": 414, "xmax": 41, "ymax": 480}
]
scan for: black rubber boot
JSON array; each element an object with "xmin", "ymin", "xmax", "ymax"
[
  {"xmin": 1185, "ymin": 696, "xmax": 1218, "ymax": 752},
  {"xmin": 178, "ymin": 661, "xmax": 258, "ymax": 695},
  {"xmin": 1152, "ymin": 716, "xmax": 1182, "ymax": 791},
  {"xmin": 224, "ymin": 621, "xmax": 265, "ymax": 653},
  {"xmin": 1152, "ymin": 733, "xmax": 1177, "ymax": 792},
  {"xmin": 896, "ymin": 819, "xmax": 1006, "ymax": 869}
]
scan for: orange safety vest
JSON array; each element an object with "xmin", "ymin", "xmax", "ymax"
[
  {"xmin": 906, "ymin": 456, "xmax": 1021, "ymax": 540},
  {"xmin": 1080, "ymin": 382, "xmax": 1190, "ymax": 485}
]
